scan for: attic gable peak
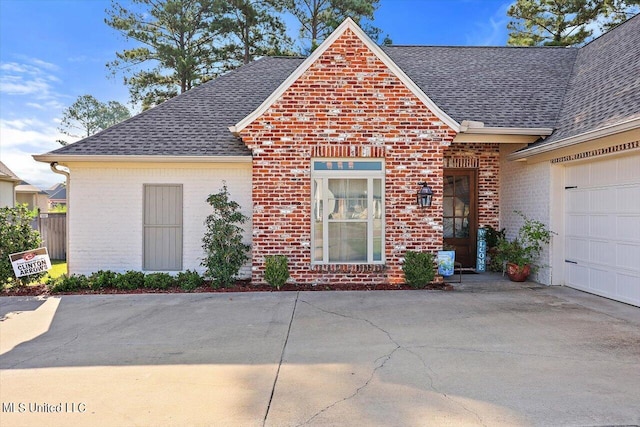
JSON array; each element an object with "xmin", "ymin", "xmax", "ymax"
[{"xmin": 230, "ymin": 18, "xmax": 460, "ymax": 134}]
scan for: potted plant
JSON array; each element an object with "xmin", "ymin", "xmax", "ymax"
[{"xmin": 497, "ymin": 212, "xmax": 554, "ymax": 282}]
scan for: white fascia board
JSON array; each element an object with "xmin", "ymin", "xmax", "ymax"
[
  {"xmin": 32, "ymin": 155, "xmax": 252, "ymax": 164},
  {"xmin": 462, "ymin": 126, "xmax": 554, "ymax": 136},
  {"xmin": 507, "ymin": 117, "xmax": 640, "ymax": 161},
  {"xmin": 230, "ymin": 18, "xmax": 460, "ymax": 135}
]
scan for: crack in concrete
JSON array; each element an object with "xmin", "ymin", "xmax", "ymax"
[
  {"xmin": 263, "ymin": 291, "xmax": 299, "ymax": 427},
  {"xmin": 402, "ymin": 346, "xmax": 486, "ymax": 427},
  {"xmin": 296, "ymin": 299, "xmax": 488, "ymax": 426}
]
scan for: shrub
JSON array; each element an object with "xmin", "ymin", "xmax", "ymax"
[
  {"xmin": 144, "ymin": 272, "xmax": 175, "ymax": 290},
  {"xmin": 50, "ymin": 274, "xmax": 90, "ymax": 293},
  {"xmin": 495, "ymin": 211, "xmax": 555, "ymax": 271},
  {"xmin": 402, "ymin": 251, "xmax": 435, "ymax": 289},
  {"xmin": 202, "ymin": 184, "xmax": 249, "ymax": 288},
  {"xmin": 176, "ymin": 270, "xmax": 203, "ymax": 292},
  {"xmin": 0, "ymin": 205, "xmax": 44, "ymax": 288},
  {"xmin": 114, "ymin": 270, "xmax": 145, "ymax": 290},
  {"xmin": 88, "ymin": 270, "xmax": 119, "ymax": 291},
  {"xmin": 264, "ymin": 255, "xmax": 290, "ymax": 290}
]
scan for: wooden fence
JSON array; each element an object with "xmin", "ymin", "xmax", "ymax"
[{"xmin": 34, "ymin": 213, "xmax": 66, "ymax": 260}]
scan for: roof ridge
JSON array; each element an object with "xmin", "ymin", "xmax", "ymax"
[
  {"xmin": 580, "ymin": 11, "xmax": 640, "ymax": 49},
  {"xmin": 383, "ymin": 44, "xmax": 576, "ymax": 49}
]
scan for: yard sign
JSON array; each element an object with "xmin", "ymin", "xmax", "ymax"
[{"xmin": 9, "ymin": 247, "xmax": 52, "ymax": 278}]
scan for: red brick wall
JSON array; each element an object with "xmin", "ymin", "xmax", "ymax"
[
  {"xmin": 444, "ymin": 143, "xmax": 500, "ymax": 230},
  {"xmin": 240, "ymin": 29, "xmax": 456, "ymax": 284}
]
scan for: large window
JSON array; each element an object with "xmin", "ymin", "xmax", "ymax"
[{"xmin": 312, "ymin": 160, "xmax": 384, "ymax": 264}]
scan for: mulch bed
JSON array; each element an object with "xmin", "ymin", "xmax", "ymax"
[{"xmin": 1, "ymin": 280, "xmax": 453, "ymax": 297}]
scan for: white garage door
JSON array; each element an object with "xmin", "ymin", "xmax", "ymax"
[{"xmin": 564, "ymin": 152, "xmax": 640, "ymax": 306}]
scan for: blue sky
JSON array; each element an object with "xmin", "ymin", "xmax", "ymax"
[{"xmin": 0, "ymin": 0, "xmax": 512, "ymax": 189}]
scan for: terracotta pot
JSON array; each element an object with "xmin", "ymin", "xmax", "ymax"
[{"xmin": 506, "ymin": 263, "xmax": 531, "ymax": 282}]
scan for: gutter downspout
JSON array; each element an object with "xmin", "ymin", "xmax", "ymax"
[{"xmin": 50, "ymin": 162, "xmax": 70, "ymax": 274}]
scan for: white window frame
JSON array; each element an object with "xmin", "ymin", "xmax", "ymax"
[{"xmin": 311, "ymin": 159, "xmax": 385, "ymax": 265}]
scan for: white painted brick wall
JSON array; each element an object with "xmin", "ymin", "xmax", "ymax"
[
  {"xmin": 68, "ymin": 162, "xmax": 252, "ymax": 278},
  {"xmin": 500, "ymin": 145, "xmax": 553, "ymax": 285},
  {"xmin": 0, "ymin": 181, "xmax": 14, "ymax": 207}
]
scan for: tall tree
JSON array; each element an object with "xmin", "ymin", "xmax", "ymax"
[
  {"xmin": 285, "ymin": 0, "xmax": 383, "ymax": 52},
  {"xmin": 213, "ymin": 0, "xmax": 293, "ymax": 66},
  {"xmin": 57, "ymin": 95, "xmax": 131, "ymax": 145},
  {"xmin": 507, "ymin": 0, "xmax": 640, "ymax": 46},
  {"xmin": 106, "ymin": 0, "xmax": 224, "ymax": 110}
]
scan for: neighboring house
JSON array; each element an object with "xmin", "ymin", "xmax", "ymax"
[
  {"xmin": 15, "ymin": 181, "xmax": 49, "ymax": 212},
  {"xmin": 47, "ymin": 186, "xmax": 67, "ymax": 210},
  {"xmin": 34, "ymin": 16, "xmax": 640, "ymax": 306},
  {"xmin": 0, "ymin": 161, "xmax": 21, "ymax": 208}
]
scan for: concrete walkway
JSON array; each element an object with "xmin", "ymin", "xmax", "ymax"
[{"xmin": 1, "ymin": 276, "xmax": 639, "ymax": 426}]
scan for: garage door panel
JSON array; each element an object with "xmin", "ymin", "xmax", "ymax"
[
  {"xmin": 563, "ymin": 152, "xmax": 639, "ymax": 307},
  {"xmin": 567, "ymin": 237, "xmax": 589, "ymax": 261},
  {"xmin": 590, "ymin": 240, "xmax": 614, "ymax": 266},
  {"xmin": 567, "ymin": 191, "xmax": 589, "ymax": 213},
  {"xmin": 566, "ymin": 214, "xmax": 589, "ymax": 235},
  {"xmin": 616, "ymin": 216, "xmax": 640, "ymax": 242},
  {"xmin": 618, "ymin": 155, "xmax": 640, "ymax": 183},
  {"xmin": 616, "ymin": 243, "xmax": 640, "ymax": 271},
  {"xmin": 567, "ymin": 263, "xmax": 590, "ymax": 289},
  {"xmin": 566, "ymin": 164, "xmax": 590, "ymax": 187},
  {"xmin": 617, "ymin": 273, "xmax": 640, "ymax": 305},
  {"xmin": 616, "ymin": 185, "xmax": 640, "ymax": 212},
  {"xmin": 589, "ymin": 268, "xmax": 612, "ymax": 294},
  {"xmin": 589, "ymin": 215, "xmax": 610, "ymax": 238},
  {"xmin": 591, "ymin": 161, "xmax": 616, "ymax": 186},
  {"xmin": 589, "ymin": 188, "xmax": 615, "ymax": 212}
]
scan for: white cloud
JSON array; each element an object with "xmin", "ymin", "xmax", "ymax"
[
  {"xmin": 0, "ymin": 118, "xmax": 73, "ymax": 188},
  {"xmin": 466, "ymin": 2, "xmax": 512, "ymax": 46}
]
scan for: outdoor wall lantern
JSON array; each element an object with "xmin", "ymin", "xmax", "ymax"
[{"xmin": 416, "ymin": 182, "xmax": 433, "ymax": 208}]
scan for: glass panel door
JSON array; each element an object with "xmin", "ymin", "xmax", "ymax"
[{"xmin": 443, "ymin": 169, "xmax": 477, "ymax": 268}]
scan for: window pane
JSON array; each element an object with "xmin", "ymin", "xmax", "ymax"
[
  {"xmin": 328, "ymin": 222, "xmax": 367, "ymax": 262},
  {"xmin": 314, "ymin": 161, "xmax": 382, "ymax": 171},
  {"xmin": 373, "ymin": 179, "xmax": 382, "ymax": 219},
  {"xmin": 444, "ymin": 176, "xmax": 454, "ymax": 196},
  {"xmin": 314, "ymin": 220, "xmax": 323, "ymax": 261},
  {"xmin": 443, "ymin": 217, "xmax": 454, "ymax": 238},
  {"xmin": 373, "ymin": 218, "xmax": 383, "ymax": 261},
  {"xmin": 443, "ymin": 196, "xmax": 454, "ymax": 216},
  {"xmin": 329, "ymin": 179, "xmax": 367, "ymax": 220}
]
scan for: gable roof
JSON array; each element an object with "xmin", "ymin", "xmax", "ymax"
[
  {"xmin": 49, "ymin": 186, "xmax": 67, "ymax": 201},
  {"xmin": 34, "ymin": 15, "xmax": 639, "ymax": 161},
  {"xmin": 0, "ymin": 161, "xmax": 21, "ymax": 182},
  {"xmin": 230, "ymin": 18, "xmax": 460, "ymax": 134}
]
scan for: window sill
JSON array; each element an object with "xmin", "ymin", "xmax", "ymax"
[{"xmin": 311, "ymin": 264, "xmax": 387, "ymax": 273}]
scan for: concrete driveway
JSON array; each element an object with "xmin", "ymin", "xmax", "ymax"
[{"xmin": 1, "ymin": 276, "xmax": 639, "ymax": 427}]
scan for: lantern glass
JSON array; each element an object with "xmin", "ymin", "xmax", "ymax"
[{"xmin": 417, "ymin": 183, "xmax": 433, "ymax": 208}]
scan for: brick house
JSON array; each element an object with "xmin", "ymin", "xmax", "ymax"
[{"xmin": 35, "ymin": 17, "xmax": 640, "ymax": 305}]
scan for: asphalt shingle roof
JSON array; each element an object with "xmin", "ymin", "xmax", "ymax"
[
  {"xmin": 542, "ymin": 14, "xmax": 640, "ymax": 143},
  {"xmin": 383, "ymin": 45, "xmax": 578, "ymax": 129},
  {"xmin": 43, "ymin": 14, "xmax": 639, "ymax": 157},
  {"xmin": 49, "ymin": 57, "xmax": 305, "ymax": 156}
]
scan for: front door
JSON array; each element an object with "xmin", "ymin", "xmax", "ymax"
[{"xmin": 443, "ymin": 169, "xmax": 477, "ymax": 268}]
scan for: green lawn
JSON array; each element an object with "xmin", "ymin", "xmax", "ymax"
[{"xmin": 46, "ymin": 260, "xmax": 67, "ymax": 279}]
